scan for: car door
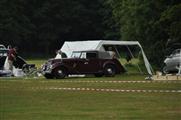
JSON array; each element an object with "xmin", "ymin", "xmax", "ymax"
[
  {"xmin": 168, "ymin": 50, "xmax": 180, "ymax": 70},
  {"xmin": 85, "ymin": 52, "xmax": 101, "ymax": 73},
  {"xmin": 74, "ymin": 52, "xmax": 100, "ymax": 73},
  {"xmin": 172, "ymin": 50, "xmax": 181, "ymax": 69},
  {"xmin": 70, "ymin": 51, "xmax": 84, "ymax": 74}
]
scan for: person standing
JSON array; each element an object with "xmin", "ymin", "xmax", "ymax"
[
  {"xmin": 108, "ymin": 47, "xmax": 116, "ymax": 58},
  {"xmin": 55, "ymin": 50, "xmax": 67, "ymax": 59},
  {"xmin": 7, "ymin": 47, "xmax": 17, "ymax": 71}
]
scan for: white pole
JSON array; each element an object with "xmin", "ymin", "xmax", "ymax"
[{"xmin": 137, "ymin": 43, "xmax": 154, "ymax": 75}]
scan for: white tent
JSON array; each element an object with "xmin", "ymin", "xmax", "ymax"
[{"xmin": 56, "ymin": 40, "xmax": 154, "ymax": 75}]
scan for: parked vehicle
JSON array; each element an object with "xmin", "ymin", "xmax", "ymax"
[
  {"xmin": 42, "ymin": 50, "xmax": 126, "ymax": 79},
  {"xmin": 0, "ymin": 45, "xmax": 36, "ymax": 77},
  {"xmin": 0, "ymin": 44, "xmax": 8, "ymax": 57},
  {"xmin": 0, "ymin": 44, "xmax": 6, "ymax": 49},
  {"xmin": 163, "ymin": 49, "xmax": 181, "ymax": 73},
  {"xmin": 0, "ymin": 56, "xmax": 27, "ymax": 70}
]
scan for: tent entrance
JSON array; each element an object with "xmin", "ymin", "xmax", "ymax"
[{"xmin": 103, "ymin": 45, "xmax": 147, "ymax": 74}]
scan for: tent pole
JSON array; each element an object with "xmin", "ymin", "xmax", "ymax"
[
  {"xmin": 137, "ymin": 43, "xmax": 154, "ymax": 75},
  {"xmin": 126, "ymin": 45, "xmax": 143, "ymax": 74},
  {"xmin": 114, "ymin": 45, "xmax": 121, "ymax": 58}
]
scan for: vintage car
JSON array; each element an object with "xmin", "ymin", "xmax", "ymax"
[
  {"xmin": 0, "ymin": 44, "xmax": 6, "ymax": 49},
  {"xmin": 163, "ymin": 49, "xmax": 181, "ymax": 73},
  {"xmin": 42, "ymin": 50, "xmax": 126, "ymax": 79}
]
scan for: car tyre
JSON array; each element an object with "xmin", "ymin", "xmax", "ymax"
[
  {"xmin": 44, "ymin": 73, "xmax": 54, "ymax": 79},
  {"xmin": 53, "ymin": 67, "xmax": 67, "ymax": 79},
  {"xmin": 94, "ymin": 73, "xmax": 103, "ymax": 77},
  {"xmin": 104, "ymin": 64, "xmax": 116, "ymax": 77}
]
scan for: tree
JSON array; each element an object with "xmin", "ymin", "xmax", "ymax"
[
  {"xmin": 104, "ymin": 0, "xmax": 181, "ymax": 67},
  {"xmin": 159, "ymin": 3, "xmax": 181, "ymax": 53},
  {"xmin": 0, "ymin": 0, "xmax": 107, "ymax": 57},
  {"xmin": 0, "ymin": 0, "xmax": 35, "ymax": 46}
]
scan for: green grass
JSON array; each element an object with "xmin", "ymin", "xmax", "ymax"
[
  {"xmin": 1, "ymin": 75, "xmax": 181, "ymax": 120},
  {"xmin": 26, "ymin": 59, "xmax": 47, "ymax": 69},
  {"xmin": 0, "ymin": 59, "xmax": 181, "ymax": 120},
  {"xmin": 119, "ymin": 58, "xmax": 148, "ymax": 74}
]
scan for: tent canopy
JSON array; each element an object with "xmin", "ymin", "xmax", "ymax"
[
  {"xmin": 57, "ymin": 40, "xmax": 153, "ymax": 75},
  {"xmin": 60, "ymin": 40, "xmax": 142, "ymax": 57}
]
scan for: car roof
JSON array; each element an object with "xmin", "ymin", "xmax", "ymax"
[
  {"xmin": 72, "ymin": 50, "xmax": 99, "ymax": 53},
  {"xmin": 0, "ymin": 44, "xmax": 6, "ymax": 48}
]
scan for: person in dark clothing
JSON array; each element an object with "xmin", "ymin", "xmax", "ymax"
[
  {"xmin": 7, "ymin": 47, "xmax": 17, "ymax": 71},
  {"xmin": 126, "ymin": 52, "xmax": 132, "ymax": 62}
]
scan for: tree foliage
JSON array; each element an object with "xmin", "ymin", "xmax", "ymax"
[
  {"xmin": 0, "ymin": 0, "xmax": 106, "ymax": 56},
  {"xmin": 105, "ymin": 0, "xmax": 181, "ymax": 67},
  {"xmin": 0, "ymin": 0, "xmax": 180, "ymax": 67}
]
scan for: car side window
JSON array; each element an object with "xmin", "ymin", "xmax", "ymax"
[
  {"xmin": 179, "ymin": 50, "xmax": 181, "ymax": 56},
  {"xmin": 171, "ymin": 49, "xmax": 181, "ymax": 57},
  {"xmin": 171, "ymin": 50, "xmax": 176, "ymax": 55},
  {"xmin": 175, "ymin": 50, "xmax": 181, "ymax": 57},
  {"xmin": 86, "ymin": 52, "xmax": 97, "ymax": 59},
  {"xmin": 80, "ymin": 52, "xmax": 86, "ymax": 59},
  {"xmin": 176, "ymin": 50, "xmax": 180, "ymax": 54}
]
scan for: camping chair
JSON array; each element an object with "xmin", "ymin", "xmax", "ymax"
[{"xmin": 22, "ymin": 64, "xmax": 38, "ymax": 78}]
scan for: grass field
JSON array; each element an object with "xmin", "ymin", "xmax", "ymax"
[{"xmin": 0, "ymin": 60, "xmax": 181, "ymax": 120}]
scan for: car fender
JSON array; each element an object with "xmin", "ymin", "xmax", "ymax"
[
  {"xmin": 51, "ymin": 62, "xmax": 68, "ymax": 72},
  {"xmin": 164, "ymin": 58, "xmax": 168, "ymax": 64},
  {"xmin": 164, "ymin": 58, "xmax": 170, "ymax": 64},
  {"xmin": 103, "ymin": 61, "xmax": 116, "ymax": 69},
  {"xmin": 103, "ymin": 59, "xmax": 126, "ymax": 73}
]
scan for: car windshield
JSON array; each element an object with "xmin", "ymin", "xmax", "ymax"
[{"xmin": 0, "ymin": 49, "xmax": 8, "ymax": 56}]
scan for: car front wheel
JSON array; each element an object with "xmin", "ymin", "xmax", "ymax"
[
  {"xmin": 53, "ymin": 67, "xmax": 67, "ymax": 79},
  {"xmin": 104, "ymin": 65, "xmax": 116, "ymax": 77},
  {"xmin": 44, "ymin": 73, "xmax": 54, "ymax": 79}
]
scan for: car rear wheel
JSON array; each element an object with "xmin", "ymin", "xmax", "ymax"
[
  {"xmin": 94, "ymin": 73, "xmax": 103, "ymax": 77},
  {"xmin": 53, "ymin": 67, "xmax": 67, "ymax": 79},
  {"xmin": 104, "ymin": 64, "xmax": 116, "ymax": 77}
]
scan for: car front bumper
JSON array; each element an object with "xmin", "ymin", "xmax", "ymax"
[{"xmin": 41, "ymin": 64, "xmax": 53, "ymax": 75}]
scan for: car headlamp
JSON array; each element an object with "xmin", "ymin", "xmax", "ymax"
[{"xmin": 49, "ymin": 65, "xmax": 53, "ymax": 69}]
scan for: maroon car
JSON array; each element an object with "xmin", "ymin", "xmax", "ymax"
[{"xmin": 42, "ymin": 50, "xmax": 126, "ymax": 79}]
